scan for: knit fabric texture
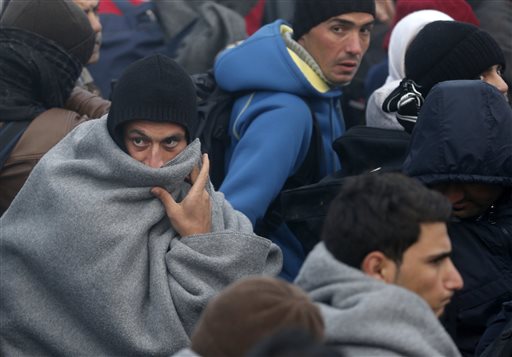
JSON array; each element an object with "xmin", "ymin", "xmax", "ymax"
[
  {"xmin": 107, "ymin": 54, "xmax": 198, "ymax": 151},
  {"xmin": 292, "ymin": 0, "xmax": 375, "ymax": 40}
]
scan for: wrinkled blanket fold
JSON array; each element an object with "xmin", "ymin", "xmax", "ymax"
[{"xmin": 0, "ymin": 117, "xmax": 282, "ymax": 356}]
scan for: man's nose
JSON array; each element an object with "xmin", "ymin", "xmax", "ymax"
[
  {"xmin": 146, "ymin": 147, "xmax": 164, "ymax": 168},
  {"xmin": 493, "ymin": 75, "xmax": 509, "ymax": 97},
  {"xmin": 345, "ymin": 31, "xmax": 363, "ymax": 56},
  {"xmin": 445, "ymin": 259, "xmax": 464, "ymax": 291}
]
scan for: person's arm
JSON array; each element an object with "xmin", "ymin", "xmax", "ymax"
[
  {"xmin": 220, "ymin": 93, "xmax": 313, "ymax": 225},
  {"xmin": 65, "ymin": 86, "xmax": 111, "ymax": 119}
]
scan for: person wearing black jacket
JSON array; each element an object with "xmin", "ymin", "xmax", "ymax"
[{"xmin": 403, "ymin": 79, "xmax": 512, "ymax": 357}]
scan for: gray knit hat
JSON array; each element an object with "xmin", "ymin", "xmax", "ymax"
[
  {"xmin": 293, "ymin": 0, "xmax": 376, "ymax": 40},
  {"xmin": 0, "ymin": 0, "xmax": 94, "ymax": 65},
  {"xmin": 107, "ymin": 54, "xmax": 198, "ymax": 151}
]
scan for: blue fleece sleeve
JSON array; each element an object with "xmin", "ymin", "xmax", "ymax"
[{"xmin": 220, "ymin": 93, "xmax": 313, "ymax": 226}]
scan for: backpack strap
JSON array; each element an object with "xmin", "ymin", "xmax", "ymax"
[{"xmin": 254, "ymin": 108, "xmax": 323, "ymax": 237}]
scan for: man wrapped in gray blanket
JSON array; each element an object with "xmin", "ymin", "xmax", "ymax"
[{"xmin": 0, "ymin": 54, "xmax": 282, "ymax": 356}]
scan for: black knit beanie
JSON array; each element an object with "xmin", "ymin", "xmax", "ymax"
[
  {"xmin": 107, "ymin": 54, "xmax": 198, "ymax": 151},
  {"xmin": 293, "ymin": 0, "xmax": 376, "ymax": 40},
  {"xmin": 0, "ymin": 0, "xmax": 94, "ymax": 65},
  {"xmin": 405, "ymin": 20, "xmax": 506, "ymax": 96}
]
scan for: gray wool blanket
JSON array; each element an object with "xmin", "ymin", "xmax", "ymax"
[
  {"xmin": 0, "ymin": 117, "xmax": 282, "ymax": 356},
  {"xmin": 295, "ymin": 243, "xmax": 461, "ymax": 357}
]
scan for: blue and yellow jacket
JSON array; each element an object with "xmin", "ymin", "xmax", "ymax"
[{"xmin": 214, "ymin": 20, "xmax": 345, "ymax": 280}]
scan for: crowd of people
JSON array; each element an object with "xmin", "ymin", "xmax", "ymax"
[{"xmin": 0, "ymin": 0, "xmax": 511, "ymax": 356}]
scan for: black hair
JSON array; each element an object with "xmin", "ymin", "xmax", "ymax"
[{"xmin": 322, "ymin": 172, "xmax": 452, "ymax": 268}]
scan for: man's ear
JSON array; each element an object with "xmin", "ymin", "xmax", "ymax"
[{"xmin": 360, "ymin": 251, "xmax": 397, "ymax": 284}]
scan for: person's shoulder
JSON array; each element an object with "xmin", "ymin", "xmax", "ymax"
[
  {"xmin": 34, "ymin": 108, "xmax": 88, "ymax": 129},
  {"xmin": 233, "ymin": 91, "xmax": 313, "ymax": 135},
  {"xmin": 251, "ymin": 91, "xmax": 311, "ymax": 115}
]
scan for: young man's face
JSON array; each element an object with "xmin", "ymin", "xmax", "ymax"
[
  {"xmin": 73, "ymin": 0, "xmax": 102, "ymax": 64},
  {"xmin": 123, "ymin": 120, "xmax": 188, "ymax": 168},
  {"xmin": 393, "ymin": 222, "xmax": 463, "ymax": 317},
  {"xmin": 298, "ymin": 12, "xmax": 374, "ymax": 86},
  {"xmin": 432, "ymin": 182, "xmax": 504, "ymax": 219}
]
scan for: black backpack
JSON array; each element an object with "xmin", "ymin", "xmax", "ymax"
[
  {"xmin": 191, "ymin": 70, "xmax": 324, "ymax": 236},
  {"xmin": 280, "ymin": 126, "xmax": 411, "ymax": 255}
]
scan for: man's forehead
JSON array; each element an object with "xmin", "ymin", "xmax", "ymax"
[
  {"xmin": 327, "ymin": 12, "xmax": 375, "ymax": 25},
  {"xmin": 409, "ymin": 222, "xmax": 451, "ymax": 253}
]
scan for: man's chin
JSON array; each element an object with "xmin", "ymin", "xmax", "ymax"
[
  {"xmin": 328, "ymin": 72, "xmax": 358, "ymax": 87},
  {"xmin": 329, "ymin": 76, "xmax": 354, "ymax": 87}
]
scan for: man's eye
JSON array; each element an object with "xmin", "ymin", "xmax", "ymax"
[
  {"xmin": 331, "ymin": 26, "xmax": 344, "ymax": 33},
  {"xmin": 131, "ymin": 137, "xmax": 147, "ymax": 147},
  {"xmin": 361, "ymin": 27, "xmax": 372, "ymax": 35},
  {"xmin": 163, "ymin": 137, "xmax": 180, "ymax": 148}
]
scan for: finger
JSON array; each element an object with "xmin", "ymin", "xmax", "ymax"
[
  {"xmin": 189, "ymin": 164, "xmax": 200, "ymax": 185},
  {"xmin": 151, "ymin": 187, "xmax": 179, "ymax": 214},
  {"xmin": 189, "ymin": 154, "xmax": 210, "ymax": 195}
]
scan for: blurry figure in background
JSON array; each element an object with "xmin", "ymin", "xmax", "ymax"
[
  {"xmin": 89, "ymin": 0, "xmax": 249, "ymax": 97},
  {"xmin": 402, "ymin": 80, "xmax": 512, "ymax": 356},
  {"xmin": 381, "ymin": 20, "xmax": 508, "ymax": 133},
  {"xmin": 365, "ymin": 10, "xmax": 453, "ymax": 130},
  {"xmin": 0, "ymin": 0, "xmax": 110, "ymax": 216},
  {"xmin": 261, "ymin": 0, "xmax": 295, "ymax": 24},
  {"xmin": 296, "ymin": 173, "xmax": 462, "ymax": 356},
  {"xmin": 73, "ymin": 0, "xmax": 103, "ymax": 96},
  {"xmin": 364, "ymin": 0, "xmax": 479, "ymax": 99},
  {"xmin": 154, "ymin": 0, "xmax": 249, "ymax": 74},
  {"xmin": 176, "ymin": 276, "xmax": 324, "ymax": 357}
]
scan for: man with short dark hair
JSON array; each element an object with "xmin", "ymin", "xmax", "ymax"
[
  {"xmin": 214, "ymin": 0, "xmax": 376, "ymax": 281},
  {"xmin": 402, "ymin": 79, "xmax": 512, "ymax": 356},
  {"xmin": 296, "ymin": 172, "xmax": 463, "ymax": 356}
]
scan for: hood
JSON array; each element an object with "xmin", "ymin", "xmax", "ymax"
[
  {"xmin": 295, "ymin": 243, "xmax": 461, "ymax": 357},
  {"xmin": 403, "ymin": 80, "xmax": 512, "ymax": 186},
  {"xmin": 386, "ymin": 10, "xmax": 453, "ymax": 84},
  {"xmin": 214, "ymin": 20, "xmax": 341, "ymax": 99}
]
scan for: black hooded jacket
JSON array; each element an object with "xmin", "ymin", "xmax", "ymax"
[{"xmin": 403, "ymin": 80, "xmax": 512, "ymax": 356}]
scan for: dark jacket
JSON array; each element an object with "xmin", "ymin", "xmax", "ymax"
[
  {"xmin": 444, "ymin": 200, "xmax": 512, "ymax": 356},
  {"xmin": 402, "ymin": 80, "xmax": 512, "ymax": 356},
  {"xmin": 477, "ymin": 301, "xmax": 512, "ymax": 357}
]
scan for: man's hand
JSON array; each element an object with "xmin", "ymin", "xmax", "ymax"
[{"xmin": 151, "ymin": 154, "xmax": 212, "ymax": 237}]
